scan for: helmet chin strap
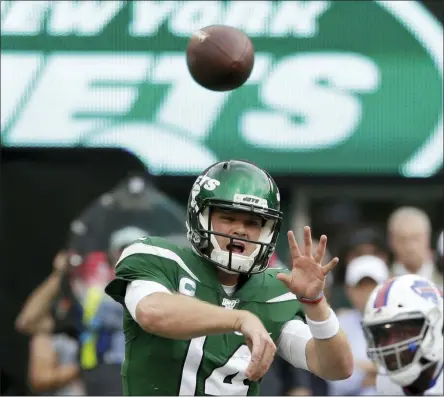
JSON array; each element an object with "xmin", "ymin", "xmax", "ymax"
[
  {"xmin": 375, "ymin": 315, "xmax": 442, "ymax": 387},
  {"xmin": 384, "ymin": 358, "xmax": 440, "ymax": 387},
  {"xmin": 387, "ymin": 361, "xmax": 424, "ymax": 386}
]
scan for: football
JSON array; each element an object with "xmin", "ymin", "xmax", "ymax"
[{"xmin": 186, "ymin": 25, "xmax": 255, "ymax": 92}]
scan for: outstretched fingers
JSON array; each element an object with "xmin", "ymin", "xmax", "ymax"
[
  {"xmin": 322, "ymin": 257, "xmax": 339, "ymax": 276},
  {"xmin": 313, "ymin": 234, "xmax": 327, "ymax": 264},
  {"xmin": 304, "ymin": 226, "xmax": 312, "ymax": 257},
  {"xmin": 287, "ymin": 231, "xmax": 301, "ymax": 259}
]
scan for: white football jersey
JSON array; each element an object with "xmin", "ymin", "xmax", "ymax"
[{"xmin": 376, "ymin": 365, "xmax": 443, "ymax": 395}]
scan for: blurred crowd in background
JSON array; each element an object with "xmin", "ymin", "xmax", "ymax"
[{"xmin": 5, "ymin": 173, "xmax": 442, "ymax": 396}]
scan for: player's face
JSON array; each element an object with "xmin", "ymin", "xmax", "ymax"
[
  {"xmin": 371, "ymin": 319, "xmax": 424, "ymax": 371},
  {"xmin": 211, "ymin": 209, "xmax": 263, "ymax": 257},
  {"xmin": 346, "ymin": 277, "xmax": 378, "ymax": 313}
]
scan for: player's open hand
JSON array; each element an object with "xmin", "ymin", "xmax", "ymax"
[
  {"xmin": 235, "ymin": 311, "xmax": 276, "ymax": 382},
  {"xmin": 277, "ymin": 226, "xmax": 339, "ymax": 300}
]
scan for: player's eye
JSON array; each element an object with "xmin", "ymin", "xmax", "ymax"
[
  {"xmin": 245, "ymin": 219, "xmax": 262, "ymax": 228},
  {"xmin": 221, "ymin": 216, "xmax": 235, "ymax": 222}
]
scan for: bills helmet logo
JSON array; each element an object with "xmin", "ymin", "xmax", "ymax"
[{"xmin": 411, "ymin": 280, "xmax": 441, "ymax": 304}]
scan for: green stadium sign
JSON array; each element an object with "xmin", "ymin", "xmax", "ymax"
[{"xmin": 1, "ymin": 1, "xmax": 442, "ymax": 177}]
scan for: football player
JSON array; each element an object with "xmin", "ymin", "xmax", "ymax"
[
  {"xmin": 105, "ymin": 160, "xmax": 353, "ymax": 395},
  {"xmin": 362, "ymin": 274, "xmax": 443, "ymax": 395}
]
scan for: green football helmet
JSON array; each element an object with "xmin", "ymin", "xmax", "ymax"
[{"xmin": 186, "ymin": 160, "xmax": 283, "ymax": 274}]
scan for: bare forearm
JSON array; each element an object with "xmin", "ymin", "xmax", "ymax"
[
  {"xmin": 136, "ymin": 292, "xmax": 243, "ymax": 339},
  {"xmin": 308, "ymin": 329, "xmax": 353, "ymax": 380},
  {"xmin": 304, "ymin": 299, "xmax": 353, "ymax": 380},
  {"xmin": 29, "ymin": 334, "xmax": 80, "ymax": 393},
  {"xmin": 31, "ymin": 364, "xmax": 79, "ymax": 392},
  {"xmin": 16, "ymin": 271, "xmax": 63, "ymax": 333},
  {"xmin": 51, "ymin": 365, "xmax": 80, "ymax": 390}
]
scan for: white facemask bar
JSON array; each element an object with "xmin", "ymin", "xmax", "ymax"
[
  {"xmin": 198, "ymin": 207, "xmax": 276, "ymax": 273},
  {"xmin": 365, "ymin": 317, "xmax": 429, "ymax": 375}
]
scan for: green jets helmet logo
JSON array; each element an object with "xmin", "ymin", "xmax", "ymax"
[
  {"xmin": 190, "ymin": 175, "xmax": 221, "ymax": 209},
  {"xmin": 194, "ymin": 176, "xmax": 221, "ymax": 192},
  {"xmin": 1, "ymin": 1, "xmax": 442, "ymax": 177}
]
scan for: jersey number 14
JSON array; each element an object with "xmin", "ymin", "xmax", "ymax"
[{"xmin": 179, "ymin": 336, "xmax": 251, "ymax": 395}]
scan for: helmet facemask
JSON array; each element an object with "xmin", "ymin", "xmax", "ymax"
[
  {"xmin": 363, "ymin": 314, "xmax": 438, "ymax": 386},
  {"xmin": 188, "ymin": 199, "xmax": 281, "ymax": 274}
]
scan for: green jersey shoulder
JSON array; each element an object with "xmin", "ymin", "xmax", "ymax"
[
  {"xmin": 105, "ymin": 237, "xmax": 305, "ymax": 396},
  {"xmin": 106, "ymin": 236, "xmax": 301, "ymax": 318},
  {"xmin": 105, "ymin": 236, "xmax": 202, "ymax": 302}
]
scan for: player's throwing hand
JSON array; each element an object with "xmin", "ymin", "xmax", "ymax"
[
  {"xmin": 277, "ymin": 226, "xmax": 339, "ymax": 300},
  {"xmin": 235, "ymin": 311, "xmax": 276, "ymax": 382}
]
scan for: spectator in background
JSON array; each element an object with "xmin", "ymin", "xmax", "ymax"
[
  {"xmin": 15, "ymin": 252, "xmax": 84, "ymax": 395},
  {"xmin": 27, "ymin": 315, "xmax": 82, "ymax": 395},
  {"xmin": 328, "ymin": 255, "xmax": 389, "ymax": 395},
  {"xmin": 330, "ymin": 226, "xmax": 389, "ymax": 310},
  {"xmin": 387, "ymin": 206, "xmax": 442, "ymax": 285},
  {"xmin": 16, "ymin": 242, "xmax": 127, "ymax": 396},
  {"xmin": 342, "ymin": 228, "xmax": 389, "ymax": 265},
  {"xmin": 70, "ymin": 250, "xmax": 124, "ymax": 396}
]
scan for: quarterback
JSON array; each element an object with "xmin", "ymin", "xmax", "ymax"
[
  {"xmin": 105, "ymin": 160, "xmax": 353, "ymax": 395},
  {"xmin": 362, "ymin": 274, "xmax": 443, "ymax": 395}
]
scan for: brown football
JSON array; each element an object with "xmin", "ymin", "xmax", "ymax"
[{"xmin": 186, "ymin": 25, "xmax": 255, "ymax": 92}]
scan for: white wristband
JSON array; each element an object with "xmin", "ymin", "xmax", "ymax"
[{"xmin": 305, "ymin": 308, "xmax": 340, "ymax": 340}]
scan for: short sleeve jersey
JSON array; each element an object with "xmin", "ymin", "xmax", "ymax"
[{"xmin": 105, "ymin": 237, "xmax": 305, "ymax": 396}]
